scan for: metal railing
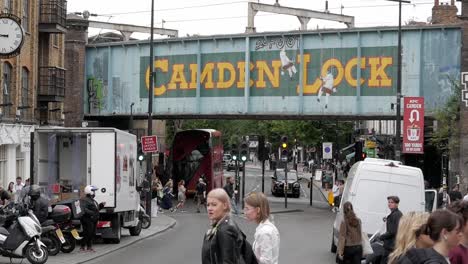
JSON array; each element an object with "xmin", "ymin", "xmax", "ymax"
[
  {"xmin": 38, "ymin": 67, "xmax": 66, "ymax": 100},
  {"xmin": 39, "ymin": 0, "xmax": 67, "ymax": 28}
]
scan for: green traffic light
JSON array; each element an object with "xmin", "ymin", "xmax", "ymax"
[
  {"xmin": 241, "ymin": 156, "xmax": 247, "ymax": 161},
  {"xmin": 232, "ymin": 155, "xmax": 237, "ymax": 161},
  {"xmin": 138, "ymin": 154, "xmax": 144, "ymax": 161}
]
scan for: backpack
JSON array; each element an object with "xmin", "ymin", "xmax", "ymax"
[{"xmin": 237, "ymin": 229, "xmax": 258, "ymax": 264}]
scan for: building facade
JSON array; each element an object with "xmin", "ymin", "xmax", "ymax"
[{"xmin": 0, "ymin": 0, "xmax": 67, "ymax": 187}]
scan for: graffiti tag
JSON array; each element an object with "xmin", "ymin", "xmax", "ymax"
[{"xmin": 255, "ymin": 36, "xmax": 298, "ymax": 50}]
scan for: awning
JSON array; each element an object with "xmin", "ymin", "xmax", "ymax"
[
  {"xmin": 346, "ymin": 152, "xmax": 355, "ymax": 160},
  {"xmin": 340, "ymin": 143, "xmax": 355, "ymax": 153}
]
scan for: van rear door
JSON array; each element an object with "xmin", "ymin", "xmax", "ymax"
[
  {"xmin": 88, "ymin": 132, "xmax": 116, "ymax": 208},
  {"xmin": 425, "ymin": 189, "xmax": 438, "ymax": 212}
]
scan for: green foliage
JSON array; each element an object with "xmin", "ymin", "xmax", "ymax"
[
  {"xmin": 166, "ymin": 119, "xmax": 354, "ymax": 151},
  {"xmin": 430, "ymin": 78, "xmax": 461, "ymax": 154}
]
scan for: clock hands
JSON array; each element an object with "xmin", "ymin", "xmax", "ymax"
[{"xmin": 0, "ymin": 34, "xmax": 8, "ymax": 37}]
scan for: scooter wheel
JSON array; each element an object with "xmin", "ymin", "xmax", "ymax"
[
  {"xmin": 25, "ymin": 245, "xmax": 48, "ymax": 264},
  {"xmin": 60, "ymin": 233, "xmax": 76, "ymax": 253},
  {"xmin": 42, "ymin": 235, "xmax": 61, "ymax": 256}
]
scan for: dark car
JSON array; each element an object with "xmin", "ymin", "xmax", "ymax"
[
  {"xmin": 227, "ymin": 159, "xmax": 243, "ymax": 171},
  {"xmin": 222, "ymin": 154, "xmax": 232, "ymax": 168},
  {"xmin": 271, "ymin": 169, "xmax": 301, "ymax": 198}
]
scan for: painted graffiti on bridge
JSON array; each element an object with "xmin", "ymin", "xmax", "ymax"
[{"xmin": 87, "ymin": 77, "xmax": 107, "ymax": 114}]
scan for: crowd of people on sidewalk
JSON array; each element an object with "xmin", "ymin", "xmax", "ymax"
[{"xmin": 336, "ymin": 195, "xmax": 468, "ymax": 264}]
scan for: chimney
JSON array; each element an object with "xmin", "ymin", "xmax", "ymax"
[{"xmin": 432, "ymin": 0, "xmax": 459, "ymax": 24}]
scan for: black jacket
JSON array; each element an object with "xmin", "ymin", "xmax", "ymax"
[
  {"xmin": 201, "ymin": 216, "xmax": 256, "ymax": 264},
  {"xmin": 398, "ymin": 248, "xmax": 448, "ymax": 264},
  {"xmin": 223, "ymin": 183, "xmax": 234, "ymax": 199},
  {"xmin": 30, "ymin": 196, "xmax": 49, "ymax": 223},
  {"xmin": 380, "ymin": 208, "xmax": 403, "ymax": 250},
  {"xmin": 80, "ymin": 196, "xmax": 103, "ymax": 222}
]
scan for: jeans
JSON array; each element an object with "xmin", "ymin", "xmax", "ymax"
[
  {"xmin": 230, "ymin": 197, "xmax": 238, "ymax": 215},
  {"xmin": 343, "ymin": 245, "xmax": 363, "ymax": 264}
]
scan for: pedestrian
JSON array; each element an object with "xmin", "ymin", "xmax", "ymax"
[
  {"xmin": 332, "ymin": 180, "xmax": 344, "ymax": 211},
  {"xmin": 380, "ymin": 195, "xmax": 403, "ymax": 264},
  {"xmin": 18, "ymin": 178, "xmax": 30, "ymax": 204},
  {"xmin": 464, "ymin": 187, "xmax": 468, "ymax": 201},
  {"xmin": 80, "ymin": 185, "xmax": 105, "ymax": 253},
  {"xmin": 175, "ymin": 180, "xmax": 186, "ymax": 212},
  {"xmin": 449, "ymin": 186, "xmax": 463, "ymax": 203},
  {"xmin": 337, "ymin": 201, "xmax": 362, "ymax": 264},
  {"xmin": 0, "ymin": 186, "xmax": 11, "ymax": 206},
  {"xmin": 244, "ymin": 192, "xmax": 279, "ymax": 264},
  {"xmin": 7, "ymin": 182, "xmax": 14, "ymax": 196},
  {"xmin": 447, "ymin": 201, "xmax": 468, "ymax": 264},
  {"xmin": 387, "ymin": 212, "xmax": 432, "ymax": 264},
  {"xmin": 201, "ymin": 188, "xmax": 242, "ymax": 264},
  {"xmin": 401, "ymin": 209, "xmax": 463, "ymax": 264},
  {"xmin": 14, "ymin": 176, "xmax": 24, "ymax": 202},
  {"xmin": 437, "ymin": 186, "xmax": 451, "ymax": 209},
  {"xmin": 223, "ymin": 176, "xmax": 238, "ymax": 215},
  {"xmin": 160, "ymin": 179, "xmax": 175, "ymax": 212},
  {"xmin": 151, "ymin": 176, "xmax": 163, "ymax": 217},
  {"xmin": 196, "ymin": 177, "xmax": 207, "ymax": 213}
]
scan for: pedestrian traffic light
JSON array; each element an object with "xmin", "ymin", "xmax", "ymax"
[
  {"xmin": 361, "ymin": 152, "xmax": 367, "ymax": 160},
  {"xmin": 137, "ymin": 141, "xmax": 145, "ymax": 162},
  {"xmin": 240, "ymin": 141, "xmax": 249, "ymax": 162},
  {"xmin": 231, "ymin": 143, "xmax": 238, "ymax": 161},
  {"xmin": 280, "ymin": 136, "xmax": 289, "ymax": 161},
  {"xmin": 258, "ymin": 136, "xmax": 267, "ymax": 161},
  {"xmin": 354, "ymin": 141, "xmax": 363, "ymax": 161}
]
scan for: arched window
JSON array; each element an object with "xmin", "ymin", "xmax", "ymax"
[
  {"xmin": 21, "ymin": 67, "xmax": 29, "ymax": 118},
  {"xmin": 22, "ymin": 0, "xmax": 29, "ymax": 32},
  {"xmin": 2, "ymin": 62, "xmax": 12, "ymax": 116}
]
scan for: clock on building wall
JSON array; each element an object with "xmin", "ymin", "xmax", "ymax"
[{"xmin": 0, "ymin": 13, "xmax": 25, "ymax": 58}]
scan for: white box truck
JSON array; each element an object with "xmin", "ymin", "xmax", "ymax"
[
  {"xmin": 31, "ymin": 127, "xmax": 142, "ymax": 243},
  {"xmin": 331, "ymin": 158, "xmax": 426, "ymax": 253}
]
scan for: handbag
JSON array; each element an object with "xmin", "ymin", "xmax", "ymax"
[{"xmin": 361, "ymin": 231, "xmax": 374, "ymax": 256}]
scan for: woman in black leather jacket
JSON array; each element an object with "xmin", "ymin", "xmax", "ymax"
[{"xmin": 201, "ymin": 188, "xmax": 242, "ymax": 264}]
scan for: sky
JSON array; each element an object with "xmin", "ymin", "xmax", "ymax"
[{"xmin": 67, "ymin": 0, "xmax": 462, "ymax": 39}]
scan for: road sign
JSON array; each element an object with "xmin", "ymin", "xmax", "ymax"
[
  {"xmin": 141, "ymin": 135, "xmax": 158, "ymax": 153},
  {"xmin": 403, "ymin": 97, "xmax": 424, "ymax": 154},
  {"xmin": 322, "ymin": 142, "xmax": 333, "ymax": 159}
]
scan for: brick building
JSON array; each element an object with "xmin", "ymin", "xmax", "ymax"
[{"xmin": 0, "ymin": 0, "xmax": 67, "ymax": 188}]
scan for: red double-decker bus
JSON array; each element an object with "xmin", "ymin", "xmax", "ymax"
[{"xmin": 169, "ymin": 129, "xmax": 224, "ymax": 195}]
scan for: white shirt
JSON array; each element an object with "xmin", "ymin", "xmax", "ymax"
[
  {"xmin": 14, "ymin": 183, "xmax": 24, "ymax": 192},
  {"xmin": 463, "ymin": 194, "xmax": 468, "ymax": 201},
  {"xmin": 253, "ymin": 219, "xmax": 280, "ymax": 264}
]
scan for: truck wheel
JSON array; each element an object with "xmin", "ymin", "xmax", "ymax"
[
  {"xmin": 129, "ymin": 220, "xmax": 142, "ymax": 236},
  {"xmin": 25, "ymin": 245, "xmax": 48, "ymax": 264}
]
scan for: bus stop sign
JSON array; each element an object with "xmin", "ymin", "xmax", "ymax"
[{"xmin": 141, "ymin": 135, "xmax": 158, "ymax": 153}]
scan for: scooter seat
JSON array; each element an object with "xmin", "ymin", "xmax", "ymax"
[
  {"xmin": 41, "ymin": 226, "xmax": 56, "ymax": 233},
  {"xmin": 41, "ymin": 220, "xmax": 55, "ymax": 226},
  {"xmin": 0, "ymin": 227, "xmax": 9, "ymax": 236}
]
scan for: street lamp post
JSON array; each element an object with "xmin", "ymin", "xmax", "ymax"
[
  {"xmin": 145, "ymin": 0, "xmax": 155, "ymax": 223},
  {"xmin": 386, "ymin": 0, "xmax": 410, "ymax": 161}
]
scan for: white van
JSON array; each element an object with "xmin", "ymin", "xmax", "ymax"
[{"xmin": 331, "ymin": 158, "xmax": 425, "ymax": 253}]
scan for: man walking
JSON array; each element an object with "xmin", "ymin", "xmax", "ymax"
[
  {"xmin": 223, "ymin": 176, "xmax": 238, "ymax": 215},
  {"xmin": 195, "ymin": 178, "xmax": 206, "ymax": 213},
  {"xmin": 380, "ymin": 196, "xmax": 403, "ymax": 264},
  {"xmin": 14, "ymin": 177, "xmax": 24, "ymax": 202}
]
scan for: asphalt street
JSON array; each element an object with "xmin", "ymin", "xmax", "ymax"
[{"xmin": 86, "ymin": 167, "xmax": 336, "ymax": 264}]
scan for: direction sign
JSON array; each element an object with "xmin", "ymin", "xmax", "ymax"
[
  {"xmin": 141, "ymin": 135, "xmax": 158, "ymax": 153},
  {"xmin": 403, "ymin": 97, "xmax": 424, "ymax": 154},
  {"xmin": 322, "ymin": 142, "xmax": 333, "ymax": 159}
]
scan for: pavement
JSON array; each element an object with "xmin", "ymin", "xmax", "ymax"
[{"xmin": 0, "ymin": 215, "xmax": 176, "ymax": 264}]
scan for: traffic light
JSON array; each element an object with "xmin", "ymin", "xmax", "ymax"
[
  {"xmin": 258, "ymin": 136, "xmax": 267, "ymax": 161},
  {"xmin": 231, "ymin": 143, "xmax": 238, "ymax": 161},
  {"xmin": 354, "ymin": 141, "xmax": 363, "ymax": 161},
  {"xmin": 361, "ymin": 151, "xmax": 367, "ymax": 160},
  {"xmin": 240, "ymin": 141, "xmax": 249, "ymax": 162},
  {"xmin": 137, "ymin": 141, "xmax": 145, "ymax": 162},
  {"xmin": 280, "ymin": 136, "xmax": 289, "ymax": 161}
]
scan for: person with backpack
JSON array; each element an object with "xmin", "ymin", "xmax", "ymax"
[
  {"xmin": 201, "ymin": 188, "xmax": 256, "ymax": 264},
  {"xmin": 399, "ymin": 209, "xmax": 463, "ymax": 264},
  {"xmin": 244, "ymin": 192, "xmax": 279, "ymax": 264}
]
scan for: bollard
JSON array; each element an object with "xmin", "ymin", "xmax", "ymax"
[{"xmin": 310, "ymin": 177, "xmax": 313, "ymax": 206}]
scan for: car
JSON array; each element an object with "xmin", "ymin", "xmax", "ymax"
[
  {"xmin": 226, "ymin": 159, "xmax": 243, "ymax": 171},
  {"xmin": 271, "ymin": 169, "xmax": 301, "ymax": 198},
  {"xmin": 222, "ymin": 154, "xmax": 232, "ymax": 167}
]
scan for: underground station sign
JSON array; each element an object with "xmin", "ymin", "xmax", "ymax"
[
  {"xmin": 141, "ymin": 135, "xmax": 158, "ymax": 153},
  {"xmin": 403, "ymin": 97, "xmax": 424, "ymax": 154}
]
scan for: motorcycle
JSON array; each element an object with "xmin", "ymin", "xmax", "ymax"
[
  {"xmin": 139, "ymin": 204, "xmax": 150, "ymax": 229},
  {"xmin": 0, "ymin": 204, "xmax": 48, "ymax": 264},
  {"xmin": 39, "ymin": 219, "xmax": 62, "ymax": 256},
  {"xmin": 48, "ymin": 204, "xmax": 82, "ymax": 254}
]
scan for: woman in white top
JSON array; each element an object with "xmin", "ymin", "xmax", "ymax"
[{"xmin": 244, "ymin": 192, "xmax": 280, "ymax": 264}]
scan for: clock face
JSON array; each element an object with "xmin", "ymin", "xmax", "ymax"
[{"xmin": 0, "ymin": 16, "xmax": 24, "ymax": 57}]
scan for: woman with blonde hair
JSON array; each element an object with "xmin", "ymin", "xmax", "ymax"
[
  {"xmin": 244, "ymin": 192, "xmax": 280, "ymax": 264},
  {"xmin": 201, "ymin": 188, "xmax": 243, "ymax": 264},
  {"xmin": 387, "ymin": 211, "xmax": 433, "ymax": 264}
]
